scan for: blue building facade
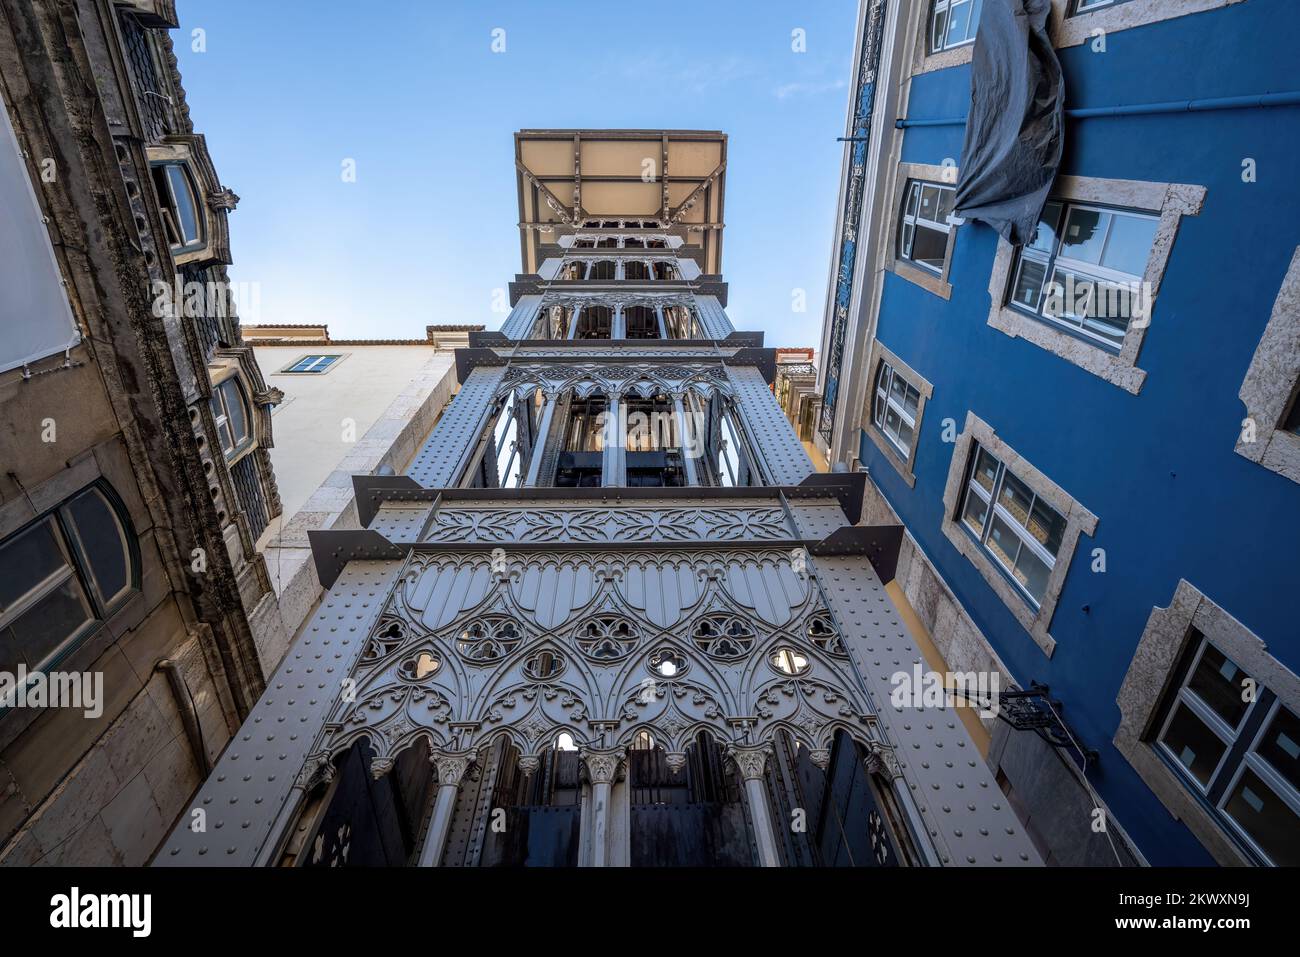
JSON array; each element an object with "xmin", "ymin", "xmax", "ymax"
[{"xmin": 818, "ymin": 0, "xmax": 1300, "ymax": 865}]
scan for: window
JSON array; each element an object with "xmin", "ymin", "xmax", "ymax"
[
  {"xmin": 1155, "ymin": 633, "xmax": 1299, "ymax": 866},
  {"xmin": 898, "ymin": 180, "xmax": 956, "ymax": 275},
  {"xmin": 150, "ymin": 162, "xmax": 204, "ymax": 251},
  {"xmin": 283, "ymin": 354, "xmax": 341, "ymax": 374},
  {"xmin": 1072, "ymin": 0, "xmax": 1119, "ymax": 13},
  {"xmin": 210, "ymin": 376, "xmax": 254, "ymax": 461},
  {"xmin": 872, "ymin": 361, "xmax": 921, "ymax": 460},
  {"xmin": 929, "ymin": 0, "xmax": 981, "ymax": 54},
  {"xmin": 0, "ymin": 484, "xmax": 137, "ymax": 680},
  {"xmin": 1008, "ymin": 201, "xmax": 1158, "ymax": 350},
  {"xmin": 957, "ymin": 443, "xmax": 1067, "ymax": 607}
]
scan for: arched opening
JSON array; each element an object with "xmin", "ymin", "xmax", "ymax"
[
  {"xmin": 622, "ymin": 304, "xmax": 660, "ymax": 339},
  {"xmin": 572, "ymin": 237, "xmax": 596, "ymax": 249},
  {"xmin": 595, "ymin": 236, "xmax": 619, "ymax": 248},
  {"xmin": 587, "ymin": 260, "xmax": 617, "ymax": 281},
  {"xmin": 479, "ymin": 735, "xmax": 583, "ymax": 867},
  {"xmin": 628, "ymin": 731, "xmax": 755, "ymax": 867},
  {"xmin": 623, "ymin": 236, "xmax": 645, "ymax": 249},
  {"xmin": 572, "ymin": 305, "xmax": 612, "ymax": 339},
  {"xmin": 652, "ymin": 261, "xmax": 679, "ymax": 281},
  {"xmin": 292, "ymin": 737, "xmax": 435, "ymax": 867},
  {"xmin": 623, "ymin": 260, "xmax": 650, "ymax": 281},
  {"xmin": 762, "ymin": 729, "xmax": 915, "ymax": 867}
]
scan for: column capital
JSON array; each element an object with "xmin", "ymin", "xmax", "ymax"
[
  {"xmin": 579, "ymin": 747, "xmax": 625, "ymax": 785},
  {"xmin": 430, "ymin": 749, "xmax": 477, "ymax": 787},
  {"xmin": 727, "ymin": 743, "xmax": 772, "ymax": 781}
]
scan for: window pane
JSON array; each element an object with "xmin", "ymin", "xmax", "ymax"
[
  {"xmin": 64, "ymin": 489, "xmax": 130, "ymax": 608},
  {"xmin": 1187, "ymin": 643, "xmax": 1252, "ymax": 728},
  {"xmin": 1012, "ymin": 257, "xmax": 1048, "ymax": 310},
  {"xmin": 8, "ymin": 574, "xmax": 93, "ymax": 671},
  {"xmin": 1257, "ymin": 706, "xmax": 1300, "ymax": 792},
  {"xmin": 1161, "ymin": 701, "xmax": 1227, "ymax": 787},
  {"xmin": 1026, "ymin": 497, "xmax": 1066, "ymax": 556},
  {"xmin": 1028, "ymin": 202, "xmax": 1062, "ymax": 254},
  {"xmin": 986, "ymin": 513, "xmax": 1021, "ymax": 572},
  {"xmin": 972, "ymin": 447, "xmax": 999, "ymax": 493},
  {"xmin": 222, "ymin": 379, "xmax": 250, "ymax": 447},
  {"xmin": 901, "ymin": 223, "xmax": 914, "ymax": 257},
  {"xmin": 166, "ymin": 165, "xmax": 201, "ymax": 246},
  {"xmin": 1013, "ymin": 546, "xmax": 1051, "ymax": 603},
  {"xmin": 997, "ymin": 471, "xmax": 1034, "ymax": 527},
  {"xmin": 1222, "ymin": 768, "xmax": 1300, "ymax": 866},
  {"xmin": 902, "ymin": 383, "xmax": 920, "ymax": 419},
  {"xmin": 906, "ymin": 182, "xmax": 920, "ymax": 217},
  {"xmin": 919, "ymin": 185, "xmax": 942, "ymax": 222},
  {"xmin": 1101, "ymin": 213, "xmax": 1157, "ymax": 276},
  {"xmin": 931, "ymin": 8, "xmax": 949, "ymax": 52},
  {"xmin": 895, "ymin": 417, "xmax": 915, "ymax": 454},
  {"xmin": 945, "ymin": 0, "xmax": 972, "ymax": 46},
  {"xmin": 1060, "ymin": 207, "xmax": 1110, "ymax": 264},
  {"xmin": 936, "ymin": 185, "xmax": 956, "ymax": 223},
  {"xmin": 888, "ymin": 371, "xmax": 907, "ymax": 406},
  {"xmin": 910, "ymin": 224, "xmax": 948, "ymax": 271},
  {"xmin": 884, "ymin": 405, "xmax": 902, "ymax": 439},
  {"xmin": 873, "ymin": 394, "xmax": 886, "ymax": 428},
  {"xmin": 961, "ymin": 488, "xmax": 989, "ymax": 536},
  {"xmin": 0, "ymin": 519, "xmax": 67, "ymax": 613}
]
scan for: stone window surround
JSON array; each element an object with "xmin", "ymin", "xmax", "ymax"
[
  {"xmin": 940, "ymin": 411, "xmax": 1098, "ymax": 657},
  {"xmin": 886, "ymin": 162, "xmax": 960, "ymax": 301},
  {"xmin": 985, "ymin": 174, "xmax": 1206, "ymax": 395},
  {"xmin": 1234, "ymin": 246, "xmax": 1300, "ymax": 486},
  {"xmin": 862, "ymin": 339, "xmax": 934, "ymax": 488},
  {"xmin": 911, "ymin": 0, "xmax": 1245, "ymax": 75},
  {"xmin": 1114, "ymin": 579, "xmax": 1300, "ymax": 866}
]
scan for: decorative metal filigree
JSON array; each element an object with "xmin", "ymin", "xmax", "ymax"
[
  {"xmin": 807, "ymin": 613, "xmax": 848, "ymax": 657},
  {"xmin": 691, "ymin": 614, "xmax": 757, "ymax": 660},
  {"xmin": 575, "ymin": 616, "xmax": 640, "ymax": 660},
  {"xmin": 457, "ymin": 617, "xmax": 523, "ymax": 663}
]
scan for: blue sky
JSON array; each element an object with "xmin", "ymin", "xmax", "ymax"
[{"xmin": 174, "ymin": 0, "xmax": 858, "ymax": 347}]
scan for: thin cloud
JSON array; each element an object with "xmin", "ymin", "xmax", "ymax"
[{"xmin": 774, "ymin": 78, "xmax": 848, "ymax": 100}]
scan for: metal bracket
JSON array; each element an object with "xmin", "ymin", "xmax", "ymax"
[
  {"xmin": 308, "ymin": 528, "xmax": 406, "ymax": 590},
  {"xmin": 810, "ymin": 524, "xmax": 905, "ymax": 583},
  {"xmin": 997, "ymin": 682, "xmax": 1099, "ymax": 769}
]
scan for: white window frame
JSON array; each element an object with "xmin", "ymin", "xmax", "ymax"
[
  {"xmin": 1216, "ymin": 699, "xmax": 1300, "ymax": 866},
  {"xmin": 281, "ymin": 354, "xmax": 342, "ymax": 374},
  {"xmin": 1009, "ymin": 201, "xmax": 1159, "ymax": 351},
  {"xmin": 940, "ymin": 412, "xmax": 1097, "ymax": 656},
  {"xmin": 958, "ymin": 444, "xmax": 1066, "ymax": 609},
  {"xmin": 899, "ymin": 180, "xmax": 955, "ymax": 276},
  {"xmin": 1154, "ymin": 638, "xmax": 1253, "ymax": 796},
  {"xmin": 1115, "ymin": 580, "xmax": 1300, "ymax": 866},
  {"xmin": 872, "ymin": 361, "xmax": 920, "ymax": 461},
  {"xmin": 210, "ymin": 376, "xmax": 255, "ymax": 462},
  {"xmin": 985, "ymin": 175, "xmax": 1206, "ymax": 395},
  {"xmin": 929, "ymin": 0, "xmax": 981, "ymax": 54}
]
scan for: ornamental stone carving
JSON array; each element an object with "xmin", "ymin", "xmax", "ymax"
[
  {"xmin": 727, "ymin": 744, "xmax": 772, "ymax": 781},
  {"xmin": 580, "ymin": 749, "xmax": 625, "ymax": 785},
  {"xmin": 432, "ymin": 750, "xmax": 476, "ymax": 787}
]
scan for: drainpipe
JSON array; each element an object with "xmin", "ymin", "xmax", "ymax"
[
  {"xmin": 894, "ymin": 89, "xmax": 1300, "ymax": 128},
  {"xmin": 154, "ymin": 659, "xmax": 210, "ymax": 775}
]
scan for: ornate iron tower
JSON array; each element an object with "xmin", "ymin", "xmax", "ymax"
[{"xmin": 157, "ymin": 130, "xmax": 1040, "ymax": 868}]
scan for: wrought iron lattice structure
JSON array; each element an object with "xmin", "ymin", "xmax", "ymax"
[{"xmin": 156, "ymin": 129, "xmax": 1039, "ymax": 868}]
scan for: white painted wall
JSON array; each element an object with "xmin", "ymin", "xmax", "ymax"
[{"xmin": 254, "ymin": 344, "xmax": 452, "ymax": 521}]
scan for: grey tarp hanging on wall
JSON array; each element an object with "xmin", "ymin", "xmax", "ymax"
[{"xmin": 953, "ymin": 0, "xmax": 1064, "ymax": 245}]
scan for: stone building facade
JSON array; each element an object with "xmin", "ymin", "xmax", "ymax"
[{"xmin": 0, "ymin": 1, "xmax": 282, "ymax": 864}]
